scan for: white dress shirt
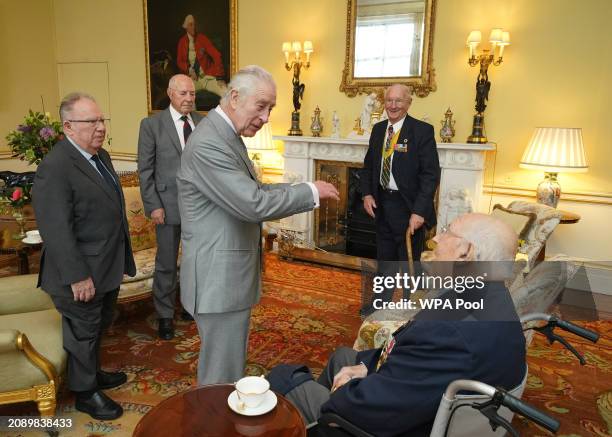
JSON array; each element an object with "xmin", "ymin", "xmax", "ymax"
[{"xmin": 169, "ymin": 105, "xmax": 195, "ymax": 149}]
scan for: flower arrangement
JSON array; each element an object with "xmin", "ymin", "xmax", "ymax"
[
  {"xmin": 5, "ymin": 110, "xmax": 63, "ymax": 165},
  {"xmin": 4, "ymin": 185, "xmax": 32, "ymax": 208}
]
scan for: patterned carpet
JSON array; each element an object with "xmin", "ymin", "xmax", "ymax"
[{"xmin": 3, "ymin": 254, "xmax": 611, "ymax": 436}]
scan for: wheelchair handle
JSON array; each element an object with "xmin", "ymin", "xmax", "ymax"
[
  {"xmin": 520, "ymin": 313, "xmax": 599, "ymax": 343},
  {"xmin": 441, "ymin": 380, "xmax": 559, "ymax": 434},
  {"xmin": 498, "ymin": 390, "xmax": 560, "ymax": 433}
]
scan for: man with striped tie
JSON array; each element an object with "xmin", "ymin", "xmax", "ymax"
[
  {"xmin": 360, "ymin": 84, "xmax": 440, "ymax": 310},
  {"xmin": 138, "ymin": 74, "xmax": 203, "ymax": 339}
]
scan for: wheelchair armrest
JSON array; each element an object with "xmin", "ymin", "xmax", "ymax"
[{"xmin": 317, "ymin": 413, "xmax": 376, "ymax": 437}]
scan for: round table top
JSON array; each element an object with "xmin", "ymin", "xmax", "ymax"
[{"xmin": 133, "ymin": 384, "xmax": 306, "ymax": 437}]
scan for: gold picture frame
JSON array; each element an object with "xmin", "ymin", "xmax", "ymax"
[
  {"xmin": 339, "ymin": 0, "xmax": 437, "ymax": 98},
  {"xmin": 143, "ymin": 0, "xmax": 238, "ymax": 114}
]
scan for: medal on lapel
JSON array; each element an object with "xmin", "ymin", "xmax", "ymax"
[{"xmin": 395, "ymin": 138, "xmax": 409, "ymax": 153}]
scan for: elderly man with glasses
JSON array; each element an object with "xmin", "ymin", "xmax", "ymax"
[{"xmin": 33, "ymin": 92, "xmax": 135, "ymax": 420}]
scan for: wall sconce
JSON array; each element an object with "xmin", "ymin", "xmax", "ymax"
[
  {"xmin": 520, "ymin": 127, "xmax": 588, "ymax": 208},
  {"xmin": 242, "ymin": 122, "xmax": 276, "ymax": 180},
  {"xmin": 282, "ymin": 40, "xmax": 313, "ymax": 136},
  {"xmin": 465, "ymin": 28, "xmax": 510, "ymax": 143}
]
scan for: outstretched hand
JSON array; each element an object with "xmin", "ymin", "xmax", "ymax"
[{"xmin": 314, "ymin": 181, "xmax": 340, "ymax": 201}]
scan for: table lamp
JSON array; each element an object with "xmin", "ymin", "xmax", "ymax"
[
  {"xmin": 519, "ymin": 127, "xmax": 588, "ymax": 208},
  {"xmin": 242, "ymin": 122, "xmax": 276, "ymax": 179}
]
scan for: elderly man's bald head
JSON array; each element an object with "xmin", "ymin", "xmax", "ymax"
[
  {"xmin": 434, "ymin": 213, "xmax": 518, "ymax": 262},
  {"xmin": 167, "ymin": 74, "xmax": 195, "ymax": 115}
]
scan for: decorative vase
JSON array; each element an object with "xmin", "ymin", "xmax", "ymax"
[{"xmin": 12, "ymin": 207, "xmax": 27, "ymax": 240}]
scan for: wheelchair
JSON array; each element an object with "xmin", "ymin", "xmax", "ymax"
[{"xmin": 307, "ymin": 313, "xmax": 599, "ymax": 437}]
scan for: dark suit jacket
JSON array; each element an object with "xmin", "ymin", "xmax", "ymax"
[
  {"xmin": 360, "ymin": 115, "xmax": 441, "ymax": 227},
  {"xmin": 137, "ymin": 108, "xmax": 203, "ymax": 224},
  {"xmin": 321, "ymin": 283, "xmax": 526, "ymax": 437},
  {"xmin": 33, "ymin": 139, "xmax": 136, "ymax": 296}
]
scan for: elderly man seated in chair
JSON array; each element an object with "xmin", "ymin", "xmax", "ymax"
[{"xmin": 268, "ymin": 213, "xmax": 527, "ymax": 437}]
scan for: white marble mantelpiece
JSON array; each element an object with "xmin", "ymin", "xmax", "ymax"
[{"xmin": 275, "ymin": 135, "xmax": 496, "ymax": 245}]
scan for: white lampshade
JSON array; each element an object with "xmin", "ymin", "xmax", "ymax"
[
  {"xmin": 242, "ymin": 122, "xmax": 276, "ymax": 151},
  {"xmin": 466, "ymin": 30, "xmax": 482, "ymax": 45},
  {"xmin": 499, "ymin": 31, "xmax": 511, "ymax": 46},
  {"xmin": 520, "ymin": 127, "xmax": 588, "ymax": 173},
  {"xmin": 489, "ymin": 28, "xmax": 503, "ymax": 43},
  {"xmin": 291, "ymin": 41, "xmax": 302, "ymax": 53},
  {"xmin": 282, "ymin": 41, "xmax": 292, "ymax": 53},
  {"xmin": 303, "ymin": 40, "xmax": 314, "ymax": 53}
]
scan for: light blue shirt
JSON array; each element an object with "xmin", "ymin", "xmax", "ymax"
[{"xmin": 66, "ymin": 135, "xmax": 117, "ymax": 186}]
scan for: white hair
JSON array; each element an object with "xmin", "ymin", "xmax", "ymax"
[
  {"xmin": 59, "ymin": 92, "xmax": 97, "ymax": 122},
  {"xmin": 182, "ymin": 14, "xmax": 194, "ymax": 29},
  {"xmin": 220, "ymin": 65, "xmax": 276, "ymax": 104},
  {"xmin": 454, "ymin": 213, "xmax": 518, "ymax": 261}
]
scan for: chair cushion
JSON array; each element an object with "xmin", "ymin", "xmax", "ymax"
[
  {"xmin": 124, "ymin": 186, "xmax": 156, "ymax": 252},
  {"xmin": 122, "ymin": 247, "xmax": 157, "ymax": 283},
  {"xmin": 119, "ymin": 277, "xmax": 154, "ymax": 302},
  {"xmin": 0, "ymin": 309, "xmax": 66, "ymax": 392},
  {"xmin": 0, "ymin": 274, "xmax": 54, "ymax": 315}
]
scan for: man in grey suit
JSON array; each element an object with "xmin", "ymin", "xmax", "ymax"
[
  {"xmin": 138, "ymin": 74, "xmax": 203, "ymax": 339},
  {"xmin": 177, "ymin": 65, "xmax": 339, "ymax": 385},
  {"xmin": 33, "ymin": 93, "xmax": 136, "ymax": 420}
]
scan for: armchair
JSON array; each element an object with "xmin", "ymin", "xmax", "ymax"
[{"xmin": 0, "ymin": 274, "xmax": 67, "ymax": 415}]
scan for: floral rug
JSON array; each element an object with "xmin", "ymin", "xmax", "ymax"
[{"xmin": 3, "ymin": 254, "xmax": 611, "ymax": 436}]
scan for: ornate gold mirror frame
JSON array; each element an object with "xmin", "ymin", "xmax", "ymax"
[{"xmin": 340, "ymin": 0, "xmax": 437, "ymax": 98}]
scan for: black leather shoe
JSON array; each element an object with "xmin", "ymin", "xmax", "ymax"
[
  {"xmin": 97, "ymin": 370, "xmax": 127, "ymax": 390},
  {"xmin": 158, "ymin": 318, "xmax": 174, "ymax": 340},
  {"xmin": 75, "ymin": 390, "xmax": 123, "ymax": 420},
  {"xmin": 181, "ymin": 309, "xmax": 194, "ymax": 321}
]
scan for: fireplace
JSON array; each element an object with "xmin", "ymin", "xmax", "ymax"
[
  {"xmin": 314, "ymin": 160, "xmax": 377, "ymax": 259},
  {"xmin": 275, "ymin": 135, "xmax": 495, "ymax": 268}
]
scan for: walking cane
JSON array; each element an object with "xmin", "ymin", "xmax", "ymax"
[{"xmin": 405, "ymin": 227, "xmax": 415, "ymax": 278}]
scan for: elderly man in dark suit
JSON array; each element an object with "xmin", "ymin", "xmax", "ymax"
[
  {"xmin": 360, "ymin": 84, "xmax": 440, "ymax": 311},
  {"xmin": 138, "ymin": 74, "xmax": 203, "ymax": 339},
  {"xmin": 269, "ymin": 213, "xmax": 526, "ymax": 437},
  {"xmin": 33, "ymin": 93, "xmax": 136, "ymax": 420}
]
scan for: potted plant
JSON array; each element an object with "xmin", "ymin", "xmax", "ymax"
[{"xmin": 5, "ymin": 111, "xmax": 63, "ymax": 165}]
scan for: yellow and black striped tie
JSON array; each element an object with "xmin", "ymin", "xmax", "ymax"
[{"xmin": 380, "ymin": 124, "xmax": 394, "ymax": 188}]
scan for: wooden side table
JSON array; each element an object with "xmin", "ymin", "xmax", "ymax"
[
  {"xmin": 0, "ymin": 220, "xmax": 40, "ymax": 274},
  {"xmin": 133, "ymin": 384, "xmax": 306, "ymax": 437}
]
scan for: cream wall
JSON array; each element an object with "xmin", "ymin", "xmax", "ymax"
[
  {"xmin": 0, "ymin": 0, "xmax": 59, "ymax": 156},
  {"xmin": 1, "ymin": 0, "xmax": 610, "ymax": 260},
  {"xmin": 239, "ymin": 0, "xmax": 612, "ymax": 196}
]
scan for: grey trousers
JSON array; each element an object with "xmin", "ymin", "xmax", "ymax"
[
  {"xmin": 50, "ymin": 289, "xmax": 119, "ymax": 392},
  {"xmin": 286, "ymin": 347, "xmax": 359, "ymax": 425},
  {"xmin": 194, "ymin": 307, "xmax": 252, "ymax": 385},
  {"xmin": 153, "ymin": 223, "xmax": 181, "ymax": 319}
]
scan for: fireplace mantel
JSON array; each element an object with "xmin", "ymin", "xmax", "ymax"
[{"xmin": 274, "ymin": 135, "xmax": 496, "ymax": 246}]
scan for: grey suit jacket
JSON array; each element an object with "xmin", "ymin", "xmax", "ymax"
[
  {"xmin": 177, "ymin": 110, "xmax": 315, "ymax": 314},
  {"xmin": 137, "ymin": 107, "xmax": 203, "ymax": 224},
  {"xmin": 33, "ymin": 139, "xmax": 136, "ymax": 296}
]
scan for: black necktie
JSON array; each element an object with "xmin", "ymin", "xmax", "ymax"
[
  {"xmin": 181, "ymin": 115, "xmax": 192, "ymax": 144},
  {"xmin": 91, "ymin": 154, "xmax": 120, "ymax": 198}
]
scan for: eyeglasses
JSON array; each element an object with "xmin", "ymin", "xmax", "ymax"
[
  {"xmin": 439, "ymin": 226, "xmax": 462, "ymax": 239},
  {"xmin": 67, "ymin": 118, "xmax": 110, "ymax": 126}
]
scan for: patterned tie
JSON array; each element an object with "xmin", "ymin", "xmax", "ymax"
[
  {"xmin": 91, "ymin": 154, "xmax": 120, "ymax": 199},
  {"xmin": 380, "ymin": 124, "xmax": 394, "ymax": 188},
  {"xmin": 181, "ymin": 115, "xmax": 192, "ymax": 144}
]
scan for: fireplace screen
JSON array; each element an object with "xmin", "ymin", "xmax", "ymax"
[{"xmin": 314, "ymin": 160, "xmax": 377, "ymax": 259}]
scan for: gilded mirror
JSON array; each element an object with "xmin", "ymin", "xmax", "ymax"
[{"xmin": 340, "ymin": 0, "xmax": 437, "ymax": 98}]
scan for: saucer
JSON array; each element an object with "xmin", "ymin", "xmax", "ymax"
[
  {"xmin": 227, "ymin": 390, "xmax": 277, "ymax": 416},
  {"xmin": 22, "ymin": 237, "xmax": 42, "ymax": 245}
]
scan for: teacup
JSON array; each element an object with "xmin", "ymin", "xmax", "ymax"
[
  {"xmin": 235, "ymin": 376, "xmax": 269, "ymax": 409},
  {"xmin": 26, "ymin": 230, "xmax": 40, "ymax": 239}
]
